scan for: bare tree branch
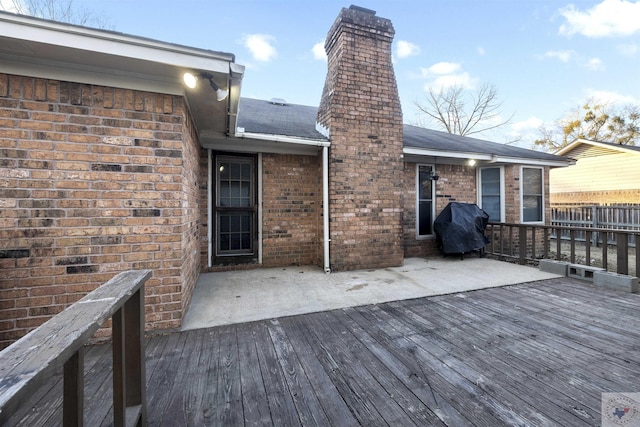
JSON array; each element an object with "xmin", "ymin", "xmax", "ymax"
[{"xmin": 414, "ymin": 83, "xmax": 514, "ymax": 138}]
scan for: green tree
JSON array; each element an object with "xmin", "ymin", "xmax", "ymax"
[{"xmin": 535, "ymin": 100, "xmax": 640, "ymax": 151}]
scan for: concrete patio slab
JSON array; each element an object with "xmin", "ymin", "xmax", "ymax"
[{"xmin": 182, "ymin": 257, "xmax": 561, "ymax": 331}]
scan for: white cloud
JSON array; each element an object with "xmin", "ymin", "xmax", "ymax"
[
  {"xmin": 312, "ymin": 41, "xmax": 326, "ymax": 61},
  {"xmin": 421, "ymin": 61, "xmax": 462, "ymax": 76},
  {"xmin": 542, "ymin": 49, "xmax": 576, "ymax": 63},
  {"xmin": 585, "ymin": 57, "xmax": 605, "ymax": 70},
  {"xmin": 511, "ymin": 117, "xmax": 544, "ymax": 133},
  {"xmin": 242, "ymin": 34, "xmax": 277, "ymax": 62},
  {"xmin": 426, "ymin": 72, "xmax": 477, "ymax": 91},
  {"xmin": 584, "ymin": 89, "xmax": 638, "ymax": 104},
  {"xmin": 395, "ymin": 40, "xmax": 420, "ymax": 59},
  {"xmin": 559, "ymin": 0, "xmax": 640, "ymax": 38},
  {"xmin": 616, "ymin": 42, "xmax": 639, "ymax": 56},
  {"xmin": 477, "ymin": 46, "xmax": 486, "ymax": 56}
]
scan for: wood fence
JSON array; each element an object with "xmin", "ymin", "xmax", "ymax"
[
  {"xmin": 551, "ymin": 205, "xmax": 640, "ymax": 247},
  {"xmin": 0, "ymin": 270, "xmax": 151, "ymax": 427}
]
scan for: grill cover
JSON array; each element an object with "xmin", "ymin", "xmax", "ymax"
[{"xmin": 434, "ymin": 202, "xmax": 490, "ymax": 255}]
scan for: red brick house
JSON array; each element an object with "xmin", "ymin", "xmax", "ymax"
[{"xmin": 0, "ymin": 7, "xmax": 570, "ymax": 347}]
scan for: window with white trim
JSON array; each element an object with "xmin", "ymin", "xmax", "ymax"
[
  {"xmin": 521, "ymin": 166, "xmax": 544, "ymax": 223},
  {"xmin": 478, "ymin": 166, "xmax": 504, "ymax": 222},
  {"xmin": 417, "ymin": 164, "xmax": 435, "ymax": 237}
]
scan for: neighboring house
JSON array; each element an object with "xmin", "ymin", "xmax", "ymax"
[
  {"xmin": 0, "ymin": 6, "xmax": 571, "ymax": 347},
  {"xmin": 551, "ymin": 138, "xmax": 640, "ymax": 205}
]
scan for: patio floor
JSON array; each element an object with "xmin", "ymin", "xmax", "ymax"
[
  {"xmin": 182, "ymin": 257, "xmax": 560, "ymax": 330},
  {"xmin": 10, "ymin": 276, "xmax": 640, "ymax": 426}
]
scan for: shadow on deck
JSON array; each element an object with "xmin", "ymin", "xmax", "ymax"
[{"xmin": 10, "ymin": 277, "xmax": 640, "ymax": 426}]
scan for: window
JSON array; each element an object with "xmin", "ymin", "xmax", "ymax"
[
  {"xmin": 215, "ymin": 155, "xmax": 256, "ymax": 259},
  {"xmin": 417, "ymin": 164, "xmax": 435, "ymax": 237},
  {"xmin": 479, "ymin": 167, "xmax": 503, "ymax": 222},
  {"xmin": 521, "ymin": 167, "xmax": 544, "ymax": 223}
]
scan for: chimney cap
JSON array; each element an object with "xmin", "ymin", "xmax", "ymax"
[{"xmin": 349, "ymin": 5, "xmax": 376, "ymax": 15}]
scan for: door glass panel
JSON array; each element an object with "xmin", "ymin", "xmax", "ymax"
[
  {"xmin": 217, "ymin": 212, "xmax": 253, "ymax": 253},
  {"xmin": 417, "ymin": 165, "xmax": 434, "ymax": 236},
  {"xmin": 216, "ymin": 156, "xmax": 255, "ymax": 256},
  {"xmin": 480, "ymin": 168, "xmax": 501, "ymax": 221}
]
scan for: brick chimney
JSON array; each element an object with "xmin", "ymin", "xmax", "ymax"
[{"xmin": 318, "ymin": 5, "xmax": 404, "ymax": 271}]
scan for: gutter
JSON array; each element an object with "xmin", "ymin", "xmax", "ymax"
[
  {"xmin": 403, "ymin": 147, "xmax": 574, "ymax": 167},
  {"xmin": 234, "ymin": 130, "xmax": 330, "ymax": 147}
]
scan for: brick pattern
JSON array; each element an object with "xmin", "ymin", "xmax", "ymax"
[
  {"xmin": 402, "ymin": 163, "xmax": 477, "ymax": 257},
  {"xmin": 261, "ymin": 153, "xmax": 322, "ymax": 267},
  {"xmin": 318, "ymin": 8, "xmax": 404, "ymax": 271},
  {"xmin": 0, "ymin": 74, "xmax": 200, "ymax": 348},
  {"xmin": 551, "ymin": 189, "xmax": 640, "ymax": 206}
]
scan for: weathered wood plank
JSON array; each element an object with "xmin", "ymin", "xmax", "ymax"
[
  {"xmin": 236, "ymin": 322, "xmax": 273, "ymax": 426},
  {"xmin": 293, "ymin": 312, "xmax": 388, "ymax": 425},
  {"xmin": 9, "ymin": 276, "xmax": 640, "ymax": 426},
  {"xmin": 266, "ymin": 319, "xmax": 332, "ymax": 426},
  {"xmin": 0, "ymin": 270, "xmax": 151, "ymax": 424},
  {"xmin": 252, "ymin": 321, "xmax": 301, "ymax": 426},
  {"xmin": 278, "ymin": 316, "xmax": 359, "ymax": 426}
]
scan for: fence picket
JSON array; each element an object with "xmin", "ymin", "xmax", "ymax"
[{"xmin": 551, "ymin": 205, "xmax": 639, "ymax": 247}]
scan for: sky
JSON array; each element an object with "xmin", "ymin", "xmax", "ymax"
[{"xmin": 3, "ymin": 0, "xmax": 640, "ymax": 149}]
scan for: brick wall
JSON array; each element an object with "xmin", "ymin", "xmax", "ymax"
[
  {"xmin": 0, "ymin": 74, "xmax": 202, "ymax": 348},
  {"xmin": 551, "ymin": 189, "xmax": 640, "ymax": 206},
  {"xmin": 261, "ymin": 153, "xmax": 322, "ymax": 267},
  {"xmin": 403, "ymin": 163, "xmax": 477, "ymax": 257},
  {"xmin": 317, "ymin": 7, "xmax": 404, "ymax": 271}
]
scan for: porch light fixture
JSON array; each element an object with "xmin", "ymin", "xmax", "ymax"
[
  {"xmin": 429, "ymin": 170, "xmax": 439, "ymax": 181},
  {"xmin": 467, "ymin": 159, "xmax": 477, "ymax": 167},
  {"xmin": 183, "ymin": 71, "xmax": 228, "ymax": 101}
]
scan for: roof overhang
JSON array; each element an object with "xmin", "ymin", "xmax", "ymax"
[
  {"xmin": 403, "ymin": 147, "xmax": 574, "ymax": 167},
  {"xmin": 555, "ymin": 138, "xmax": 639, "ymax": 156},
  {"xmin": 201, "ymin": 131, "xmax": 329, "ymax": 155},
  {"xmin": 0, "ymin": 11, "xmax": 244, "ymax": 141}
]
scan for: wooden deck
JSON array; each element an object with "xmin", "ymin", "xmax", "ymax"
[{"xmin": 9, "ymin": 277, "xmax": 640, "ymax": 426}]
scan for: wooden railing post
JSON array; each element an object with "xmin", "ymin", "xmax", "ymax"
[
  {"xmin": 518, "ymin": 226, "xmax": 526, "ymax": 265},
  {"xmin": 617, "ymin": 232, "xmax": 629, "ymax": 275},
  {"xmin": 112, "ymin": 286, "xmax": 146, "ymax": 427},
  {"xmin": 63, "ymin": 348, "xmax": 84, "ymax": 426}
]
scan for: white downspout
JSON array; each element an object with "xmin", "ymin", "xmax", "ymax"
[
  {"xmin": 207, "ymin": 149, "xmax": 212, "ymax": 268},
  {"xmin": 258, "ymin": 153, "xmax": 263, "ymax": 264},
  {"xmin": 323, "ymin": 146, "xmax": 331, "ymax": 273}
]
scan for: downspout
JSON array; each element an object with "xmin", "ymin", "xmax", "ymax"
[
  {"xmin": 207, "ymin": 149, "xmax": 212, "ymax": 268},
  {"xmin": 323, "ymin": 146, "xmax": 331, "ymax": 273},
  {"xmin": 258, "ymin": 153, "xmax": 263, "ymax": 264}
]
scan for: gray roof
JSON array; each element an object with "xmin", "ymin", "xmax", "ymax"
[
  {"xmin": 403, "ymin": 125, "xmax": 566, "ymax": 162},
  {"xmin": 237, "ymin": 98, "xmax": 328, "ymax": 141},
  {"xmin": 237, "ymin": 97, "xmax": 568, "ymax": 163}
]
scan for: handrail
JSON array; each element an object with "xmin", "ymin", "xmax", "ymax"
[
  {"xmin": 0, "ymin": 269, "xmax": 151, "ymax": 426},
  {"xmin": 485, "ymin": 222, "xmax": 639, "ymax": 277}
]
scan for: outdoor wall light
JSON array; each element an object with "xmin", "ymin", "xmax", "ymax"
[
  {"xmin": 467, "ymin": 159, "xmax": 477, "ymax": 167},
  {"xmin": 429, "ymin": 170, "xmax": 439, "ymax": 181},
  {"xmin": 183, "ymin": 72, "xmax": 228, "ymax": 101}
]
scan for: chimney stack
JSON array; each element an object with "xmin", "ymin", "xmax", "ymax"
[{"xmin": 318, "ymin": 5, "xmax": 404, "ymax": 271}]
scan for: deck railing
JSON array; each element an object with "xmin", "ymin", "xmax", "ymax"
[
  {"xmin": 0, "ymin": 269, "xmax": 151, "ymax": 427},
  {"xmin": 485, "ymin": 222, "xmax": 639, "ymax": 277}
]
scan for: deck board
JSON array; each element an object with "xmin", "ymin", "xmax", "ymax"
[{"xmin": 8, "ymin": 276, "xmax": 640, "ymax": 426}]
